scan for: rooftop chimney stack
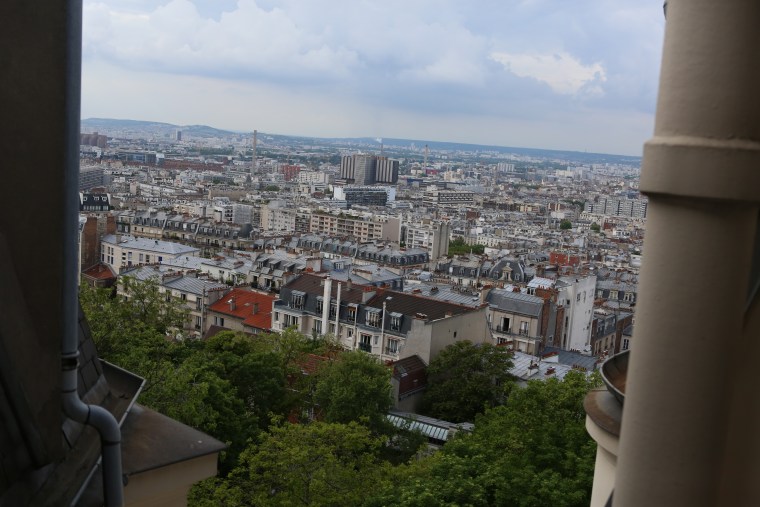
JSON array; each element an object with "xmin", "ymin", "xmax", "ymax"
[
  {"xmin": 321, "ymin": 276, "xmax": 332, "ymax": 336},
  {"xmin": 252, "ymin": 129, "xmax": 257, "ymax": 175}
]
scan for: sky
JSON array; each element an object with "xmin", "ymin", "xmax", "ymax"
[{"xmin": 81, "ymin": 0, "xmax": 666, "ymax": 156}]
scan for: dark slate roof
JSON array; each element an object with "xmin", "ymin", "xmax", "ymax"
[
  {"xmin": 282, "ymin": 273, "xmax": 369, "ymax": 304},
  {"xmin": 486, "ymin": 289, "xmax": 544, "ymax": 317},
  {"xmin": 365, "ymin": 290, "xmax": 476, "ymax": 321}
]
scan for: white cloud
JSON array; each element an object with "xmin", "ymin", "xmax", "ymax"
[
  {"xmin": 80, "ymin": 0, "xmax": 664, "ymax": 155},
  {"xmin": 489, "ymin": 51, "xmax": 606, "ymax": 95}
]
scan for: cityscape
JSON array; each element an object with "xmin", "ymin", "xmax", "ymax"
[{"xmin": 74, "ymin": 115, "xmax": 643, "ymax": 505}]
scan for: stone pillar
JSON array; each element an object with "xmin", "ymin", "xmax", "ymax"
[{"xmin": 613, "ymin": 1, "xmax": 760, "ymax": 505}]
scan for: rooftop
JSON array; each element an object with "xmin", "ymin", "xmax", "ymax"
[{"xmin": 101, "ymin": 234, "xmax": 199, "ymax": 256}]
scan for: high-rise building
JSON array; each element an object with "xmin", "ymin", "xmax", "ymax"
[
  {"xmin": 340, "ymin": 154, "xmax": 399, "ymax": 185},
  {"xmin": 353, "ymin": 155, "xmax": 375, "ymax": 185},
  {"xmin": 375, "ymin": 157, "xmax": 399, "ymax": 184}
]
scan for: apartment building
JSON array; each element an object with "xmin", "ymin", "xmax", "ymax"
[
  {"xmin": 272, "ymin": 274, "xmax": 489, "ymax": 364},
  {"xmin": 405, "ymin": 221, "xmax": 450, "ymax": 260},
  {"xmin": 101, "ymin": 234, "xmax": 199, "ymax": 270}
]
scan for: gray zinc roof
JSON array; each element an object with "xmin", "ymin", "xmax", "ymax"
[{"xmin": 486, "ymin": 289, "xmax": 544, "ymax": 317}]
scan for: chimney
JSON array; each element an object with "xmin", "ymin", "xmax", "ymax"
[
  {"xmin": 347, "ymin": 277, "xmax": 353, "ymax": 290},
  {"xmin": 253, "ymin": 302, "xmax": 259, "ymax": 314},
  {"xmin": 228, "ymin": 296, "xmax": 236, "ymax": 311},
  {"xmin": 321, "ymin": 276, "xmax": 332, "ymax": 335}
]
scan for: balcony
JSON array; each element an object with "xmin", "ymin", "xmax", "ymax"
[
  {"xmin": 384, "ymin": 347, "xmax": 399, "ymax": 356},
  {"xmin": 358, "ymin": 342, "xmax": 372, "ymax": 353}
]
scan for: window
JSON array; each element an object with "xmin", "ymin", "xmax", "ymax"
[
  {"xmin": 195, "ymin": 316, "xmax": 202, "ymax": 329},
  {"xmin": 390, "ymin": 313, "xmax": 402, "ymax": 331},
  {"xmin": 329, "ymin": 303, "xmax": 337, "ymax": 318},
  {"xmin": 139, "ymin": 253, "xmax": 144, "ymax": 263},
  {"xmin": 366, "ymin": 309, "xmax": 381, "ymax": 327},
  {"xmin": 145, "ymin": 255, "xmax": 150, "ymax": 263},
  {"xmin": 165, "ymin": 292, "xmax": 171, "ymax": 302},
  {"xmin": 622, "ymin": 338, "xmax": 630, "ymax": 350},
  {"xmin": 158, "ymin": 256, "xmax": 163, "ymax": 262},
  {"xmin": 314, "ymin": 320, "xmax": 322, "ymax": 334},
  {"xmin": 196, "ymin": 299, "xmax": 202, "ymax": 310},
  {"xmin": 181, "ymin": 293, "xmax": 187, "ymax": 301},
  {"xmin": 291, "ymin": 292, "xmax": 305, "ymax": 309},
  {"xmin": 610, "ymin": 290, "xmax": 619, "ymax": 300},
  {"xmin": 520, "ymin": 321, "xmax": 529, "ymax": 336},
  {"xmin": 347, "ymin": 305, "xmax": 357, "ymax": 321},
  {"xmin": 274, "ymin": 312, "xmax": 280, "ymax": 322},
  {"xmin": 359, "ymin": 334, "xmax": 372, "ymax": 352},
  {"xmin": 315, "ymin": 297, "xmax": 323, "ymax": 314},
  {"xmin": 386, "ymin": 339, "xmax": 399, "ymax": 354},
  {"xmin": 576, "ymin": 294, "xmax": 581, "ymax": 302},
  {"xmin": 214, "ymin": 316, "xmax": 225, "ymax": 326}
]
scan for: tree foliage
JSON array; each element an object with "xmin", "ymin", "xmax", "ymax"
[
  {"xmin": 421, "ymin": 340, "xmax": 514, "ymax": 423},
  {"xmin": 448, "ymin": 237, "xmax": 485, "ymax": 256},
  {"xmin": 590, "ymin": 222, "xmax": 601, "ymax": 232},
  {"xmin": 368, "ymin": 371, "xmax": 601, "ymax": 507},
  {"xmin": 313, "ymin": 351, "xmax": 393, "ymax": 432},
  {"xmin": 191, "ymin": 422, "xmax": 393, "ymax": 507},
  {"xmin": 560, "ymin": 219, "xmax": 573, "ymax": 230}
]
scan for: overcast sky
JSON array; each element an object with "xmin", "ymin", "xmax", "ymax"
[{"xmin": 81, "ymin": 0, "xmax": 665, "ymax": 156}]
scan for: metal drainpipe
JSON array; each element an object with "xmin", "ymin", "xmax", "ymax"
[
  {"xmin": 62, "ymin": 1, "xmax": 124, "ymax": 505},
  {"xmin": 614, "ymin": 1, "xmax": 760, "ymax": 505}
]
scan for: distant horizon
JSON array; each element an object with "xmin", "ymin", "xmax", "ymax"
[{"xmin": 81, "ymin": 117, "xmax": 642, "ymax": 161}]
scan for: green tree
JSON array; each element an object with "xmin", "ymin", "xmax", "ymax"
[
  {"xmin": 80, "ymin": 282, "xmax": 261, "ymax": 471},
  {"xmin": 448, "ymin": 237, "xmax": 485, "ymax": 256},
  {"xmin": 421, "ymin": 340, "xmax": 513, "ymax": 423},
  {"xmin": 367, "ymin": 371, "xmax": 601, "ymax": 507},
  {"xmin": 313, "ymin": 351, "xmax": 392, "ymax": 432},
  {"xmin": 79, "ymin": 276, "xmax": 188, "ymax": 359},
  {"xmin": 193, "ymin": 422, "xmax": 392, "ymax": 507},
  {"xmin": 590, "ymin": 222, "xmax": 601, "ymax": 233},
  {"xmin": 560, "ymin": 219, "xmax": 573, "ymax": 230}
]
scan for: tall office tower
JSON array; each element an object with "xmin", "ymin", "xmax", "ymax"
[
  {"xmin": 352, "ymin": 155, "xmax": 375, "ymax": 185},
  {"xmin": 375, "ymin": 157, "xmax": 399, "ymax": 184},
  {"xmin": 175, "ymin": 130, "xmax": 182, "ymax": 141}
]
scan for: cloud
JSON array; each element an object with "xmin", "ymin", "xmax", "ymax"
[
  {"xmin": 80, "ymin": 0, "xmax": 665, "ymax": 155},
  {"xmin": 490, "ymin": 51, "xmax": 606, "ymax": 96}
]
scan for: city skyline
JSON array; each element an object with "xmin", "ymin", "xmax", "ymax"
[{"xmin": 81, "ymin": 0, "xmax": 664, "ymax": 157}]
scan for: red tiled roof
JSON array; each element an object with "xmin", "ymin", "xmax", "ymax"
[
  {"xmin": 298, "ymin": 354, "xmax": 330, "ymax": 375},
  {"xmin": 82, "ymin": 263, "xmax": 116, "ymax": 280},
  {"xmin": 207, "ymin": 288, "xmax": 276, "ymax": 331}
]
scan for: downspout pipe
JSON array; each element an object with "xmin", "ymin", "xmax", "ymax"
[{"xmin": 62, "ymin": 2, "xmax": 124, "ymax": 506}]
